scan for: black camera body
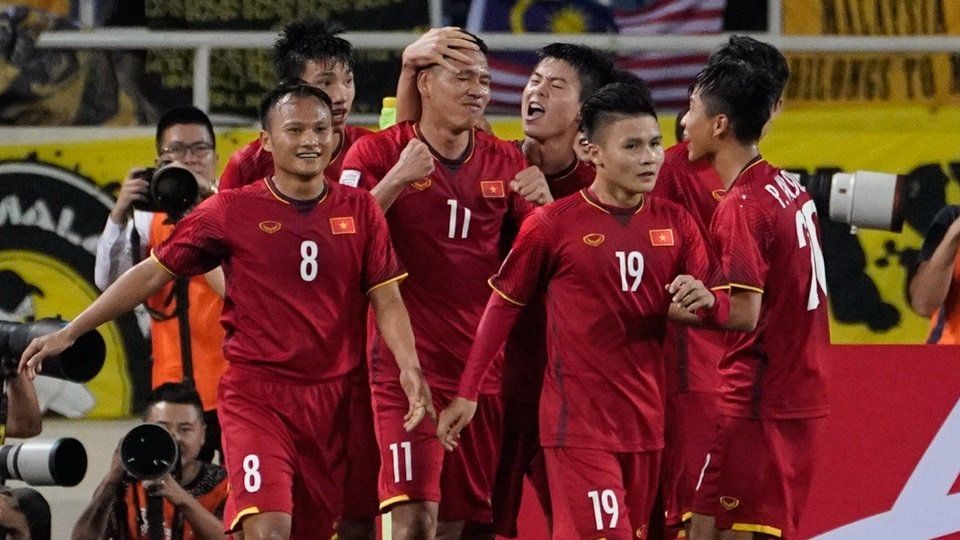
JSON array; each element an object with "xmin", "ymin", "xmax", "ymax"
[
  {"xmin": 120, "ymin": 423, "xmax": 179, "ymax": 480},
  {"xmin": 131, "ymin": 165, "xmax": 199, "ymax": 216}
]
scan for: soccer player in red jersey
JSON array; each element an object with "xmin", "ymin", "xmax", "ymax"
[
  {"xmin": 681, "ymin": 53, "xmax": 830, "ymax": 540},
  {"xmin": 438, "ymin": 83, "xmax": 725, "ymax": 540},
  {"xmin": 219, "ymin": 19, "xmax": 372, "ymax": 190},
  {"xmin": 19, "ymin": 84, "xmax": 433, "ymax": 540},
  {"xmin": 653, "ymin": 36, "xmax": 791, "ymax": 540},
  {"xmin": 340, "ymin": 34, "xmax": 542, "ymax": 539}
]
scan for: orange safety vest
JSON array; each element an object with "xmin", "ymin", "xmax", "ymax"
[
  {"xmin": 123, "ymin": 465, "xmax": 228, "ymax": 539},
  {"xmin": 145, "ymin": 213, "xmax": 227, "ymax": 411}
]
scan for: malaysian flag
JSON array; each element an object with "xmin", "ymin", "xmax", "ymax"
[{"xmin": 468, "ymin": 0, "xmax": 726, "ymax": 113}]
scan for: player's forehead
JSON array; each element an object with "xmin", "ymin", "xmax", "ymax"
[
  {"xmin": 300, "ymin": 58, "xmax": 353, "ymax": 81},
  {"xmin": 598, "ymin": 114, "xmax": 661, "ymax": 143},
  {"xmin": 272, "ymin": 94, "xmax": 331, "ymax": 124},
  {"xmin": 450, "ymin": 48, "xmax": 489, "ymax": 73},
  {"xmin": 531, "ymin": 57, "xmax": 579, "ymax": 85}
]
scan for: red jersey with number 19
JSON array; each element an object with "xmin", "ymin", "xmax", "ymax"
[
  {"xmin": 709, "ymin": 159, "xmax": 830, "ymax": 419},
  {"xmin": 340, "ymin": 121, "xmax": 532, "ymax": 394},
  {"xmin": 484, "ymin": 190, "xmax": 719, "ymax": 451},
  {"xmin": 152, "ymin": 179, "xmax": 405, "ymax": 384}
]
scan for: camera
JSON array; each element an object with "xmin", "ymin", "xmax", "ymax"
[
  {"xmin": 0, "ymin": 318, "xmax": 105, "ymax": 381},
  {"xmin": 131, "ymin": 164, "xmax": 199, "ymax": 215},
  {"xmin": 803, "ymin": 170, "xmax": 906, "ymax": 232},
  {"xmin": 0, "ymin": 437, "xmax": 87, "ymax": 486},
  {"xmin": 120, "ymin": 423, "xmax": 178, "ymax": 480}
]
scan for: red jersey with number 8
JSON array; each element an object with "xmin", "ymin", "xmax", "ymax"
[{"xmin": 152, "ymin": 179, "xmax": 405, "ymax": 384}]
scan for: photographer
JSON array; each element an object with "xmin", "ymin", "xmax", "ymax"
[
  {"xmin": 94, "ymin": 106, "xmax": 227, "ymax": 461},
  {"xmin": 910, "ymin": 205, "xmax": 960, "ymax": 343},
  {"xmin": 72, "ymin": 383, "xmax": 227, "ymax": 540}
]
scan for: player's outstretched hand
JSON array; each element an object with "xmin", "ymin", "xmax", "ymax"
[
  {"xmin": 394, "ymin": 139, "xmax": 435, "ymax": 185},
  {"xmin": 436, "ymin": 397, "xmax": 477, "ymax": 452},
  {"xmin": 667, "ymin": 274, "xmax": 715, "ymax": 313},
  {"xmin": 403, "ymin": 27, "xmax": 479, "ymax": 74},
  {"xmin": 18, "ymin": 328, "xmax": 75, "ymax": 380},
  {"xmin": 510, "ymin": 166, "xmax": 554, "ymax": 206},
  {"xmin": 400, "ymin": 367, "xmax": 436, "ymax": 432}
]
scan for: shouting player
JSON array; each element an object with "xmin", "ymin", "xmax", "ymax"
[{"xmin": 20, "ymin": 84, "xmax": 432, "ymax": 540}]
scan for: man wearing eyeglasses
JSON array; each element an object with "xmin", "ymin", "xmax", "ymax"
[{"xmin": 95, "ymin": 106, "xmax": 227, "ymax": 463}]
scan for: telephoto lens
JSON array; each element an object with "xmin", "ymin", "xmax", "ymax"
[
  {"xmin": 0, "ymin": 438, "xmax": 87, "ymax": 486},
  {"xmin": 120, "ymin": 424, "xmax": 179, "ymax": 480}
]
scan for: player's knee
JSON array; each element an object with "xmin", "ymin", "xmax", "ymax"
[
  {"xmin": 390, "ymin": 502, "xmax": 438, "ymax": 540},
  {"xmin": 337, "ymin": 517, "xmax": 375, "ymax": 540}
]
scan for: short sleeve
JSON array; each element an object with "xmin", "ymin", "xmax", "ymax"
[
  {"xmin": 489, "ymin": 208, "xmax": 555, "ymax": 306},
  {"xmin": 218, "ymin": 151, "xmax": 246, "ymax": 191},
  {"xmin": 340, "ymin": 135, "xmax": 388, "ymax": 191},
  {"xmin": 919, "ymin": 205, "xmax": 960, "ymax": 262},
  {"xmin": 711, "ymin": 198, "xmax": 770, "ymax": 293},
  {"xmin": 651, "ymin": 148, "xmax": 682, "ymax": 201},
  {"xmin": 152, "ymin": 195, "xmax": 229, "ymax": 276},
  {"xmin": 362, "ymin": 194, "xmax": 407, "ymax": 293}
]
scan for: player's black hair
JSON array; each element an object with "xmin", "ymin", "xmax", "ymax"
[
  {"xmin": 273, "ymin": 18, "xmax": 354, "ymax": 81},
  {"xmin": 692, "ymin": 59, "xmax": 778, "ymax": 145},
  {"xmin": 580, "ymin": 82, "xmax": 658, "ymax": 142},
  {"xmin": 607, "ymin": 69, "xmax": 653, "ymax": 104},
  {"xmin": 536, "ymin": 43, "xmax": 615, "ymax": 103},
  {"xmin": 143, "ymin": 382, "xmax": 204, "ymax": 421},
  {"xmin": 259, "ymin": 83, "xmax": 333, "ymax": 129},
  {"xmin": 709, "ymin": 35, "xmax": 789, "ymax": 97},
  {"xmin": 458, "ymin": 29, "xmax": 488, "ymax": 54},
  {"xmin": 155, "ymin": 106, "xmax": 216, "ymax": 154}
]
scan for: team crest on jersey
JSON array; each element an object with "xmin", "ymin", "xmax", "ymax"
[
  {"xmin": 582, "ymin": 233, "xmax": 605, "ymax": 247},
  {"xmin": 720, "ymin": 496, "xmax": 740, "ymax": 510},
  {"xmin": 411, "ymin": 178, "xmax": 432, "ymax": 191},
  {"xmin": 712, "ymin": 189, "xmax": 727, "ymax": 201},
  {"xmin": 480, "ymin": 180, "xmax": 505, "ymax": 198},
  {"xmin": 650, "ymin": 229, "xmax": 674, "ymax": 247},
  {"xmin": 259, "ymin": 221, "xmax": 282, "ymax": 234},
  {"xmin": 330, "ymin": 217, "xmax": 356, "ymax": 234},
  {"xmin": 635, "ymin": 525, "xmax": 646, "ymax": 538}
]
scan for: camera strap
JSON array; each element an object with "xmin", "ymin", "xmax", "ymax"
[
  {"xmin": 173, "ymin": 278, "xmax": 195, "ymax": 388},
  {"xmin": 0, "ymin": 379, "xmax": 7, "ymax": 446}
]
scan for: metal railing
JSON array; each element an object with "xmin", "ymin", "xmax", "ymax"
[{"xmin": 35, "ymin": 29, "xmax": 960, "ymax": 113}]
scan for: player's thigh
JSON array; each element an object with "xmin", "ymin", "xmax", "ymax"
[
  {"xmin": 372, "ymin": 380, "xmax": 444, "ymax": 510},
  {"xmin": 544, "ymin": 447, "xmax": 634, "ymax": 540},
  {"xmin": 438, "ymin": 391, "xmax": 503, "ymax": 524},
  {"xmin": 343, "ymin": 369, "xmax": 381, "ymax": 520},
  {"xmin": 620, "ymin": 450, "xmax": 661, "ymax": 540}
]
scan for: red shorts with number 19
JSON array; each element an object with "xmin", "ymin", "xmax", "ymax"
[
  {"xmin": 219, "ymin": 367, "xmax": 350, "ymax": 538},
  {"xmin": 372, "ymin": 381, "xmax": 503, "ymax": 523}
]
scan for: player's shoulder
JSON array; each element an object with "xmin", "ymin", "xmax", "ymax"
[
  {"xmin": 349, "ymin": 122, "xmax": 411, "ymax": 153},
  {"xmin": 645, "ymin": 194, "xmax": 697, "ymax": 223},
  {"xmin": 663, "ymin": 140, "xmax": 690, "ymax": 163},
  {"xmin": 327, "ymin": 179, "xmax": 380, "ymax": 210},
  {"xmin": 475, "ymin": 129, "xmax": 524, "ymax": 159},
  {"xmin": 217, "ymin": 178, "xmax": 269, "ymax": 204},
  {"xmin": 229, "ymin": 138, "xmax": 264, "ymax": 163},
  {"xmin": 345, "ymin": 124, "xmax": 375, "ymax": 141}
]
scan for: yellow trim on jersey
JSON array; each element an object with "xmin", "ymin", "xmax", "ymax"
[
  {"xmin": 728, "ymin": 282, "xmax": 764, "ymax": 294},
  {"xmin": 730, "ymin": 522, "xmax": 783, "ymax": 537},
  {"xmin": 488, "ymin": 278, "xmax": 526, "ymax": 306},
  {"xmin": 634, "ymin": 193, "xmax": 646, "ymax": 214},
  {"xmin": 710, "ymin": 285, "xmax": 731, "ymax": 292},
  {"xmin": 263, "ymin": 177, "xmax": 330, "ymax": 205},
  {"xmin": 149, "ymin": 251, "xmax": 179, "ymax": 278},
  {"xmin": 738, "ymin": 158, "xmax": 764, "ymax": 179},
  {"xmin": 263, "ymin": 178, "xmax": 290, "ymax": 205},
  {"xmin": 579, "ymin": 190, "xmax": 609, "ymax": 214},
  {"xmin": 380, "ymin": 494, "xmax": 412, "ymax": 510},
  {"xmin": 229, "ymin": 506, "xmax": 262, "ymax": 531},
  {"xmin": 366, "ymin": 273, "xmax": 409, "ymax": 295}
]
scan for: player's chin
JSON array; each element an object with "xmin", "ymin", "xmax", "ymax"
[{"xmin": 634, "ymin": 174, "xmax": 658, "ymax": 193}]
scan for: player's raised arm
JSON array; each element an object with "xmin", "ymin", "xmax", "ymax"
[{"xmin": 396, "ymin": 27, "xmax": 479, "ymax": 123}]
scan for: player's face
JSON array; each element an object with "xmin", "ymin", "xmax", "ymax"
[
  {"xmin": 300, "ymin": 59, "xmax": 355, "ymax": 129},
  {"xmin": 145, "ymin": 402, "xmax": 206, "ymax": 468},
  {"xmin": 157, "ymin": 123, "xmax": 217, "ymax": 191},
  {"xmin": 522, "ymin": 58, "xmax": 582, "ymax": 141},
  {"xmin": 422, "ymin": 48, "xmax": 491, "ymax": 131},
  {"xmin": 261, "ymin": 95, "xmax": 334, "ymax": 182},
  {"xmin": 589, "ymin": 114, "xmax": 663, "ymax": 195},
  {"xmin": 682, "ymin": 90, "xmax": 716, "ymax": 162}
]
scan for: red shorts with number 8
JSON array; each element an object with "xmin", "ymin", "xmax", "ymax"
[{"xmin": 219, "ymin": 367, "xmax": 351, "ymax": 538}]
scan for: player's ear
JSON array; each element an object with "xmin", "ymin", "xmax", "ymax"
[
  {"xmin": 416, "ymin": 69, "xmax": 431, "ymax": 99},
  {"xmin": 712, "ymin": 113, "xmax": 728, "ymax": 139},
  {"xmin": 260, "ymin": 129, "xmax": 273, "ymax": 153}
]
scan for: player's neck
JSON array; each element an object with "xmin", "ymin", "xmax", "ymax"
[
  {"xmin": 590, "ymin": 177, "xmax": 644, "ymax": 208},
  {"xmin": 713, "ymin": 143, "xmax": 760, "ymax": 189},
  {"xmin": 418, "ymin": 113, "xmax": 471, "ymax": 160},
  {"xmin": 272, "ymin": 172, "xmax": 327, "ymax": 200},
  {"xmin": 522, "ymin": 133, "xmax": 578, "ymax": 176}
]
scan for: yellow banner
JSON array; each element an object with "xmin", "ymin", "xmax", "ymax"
[{"xmin": 784, "ymin": 0, "xmax": 960, "ymax": 35}]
